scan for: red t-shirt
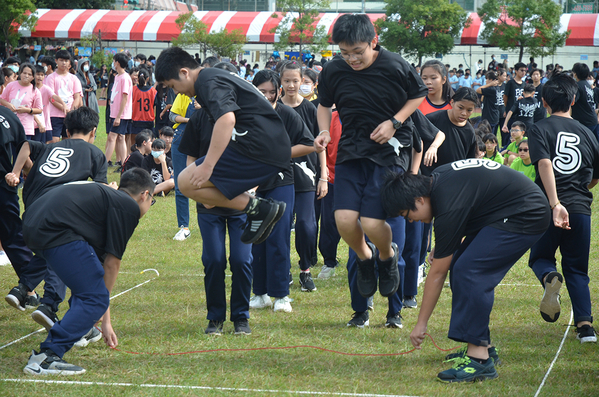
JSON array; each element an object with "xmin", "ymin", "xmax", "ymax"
[
  {"xmin": 418, "ymin": 96, "xmax": 452, "ymax": 116},
  {"xmin": 132, "ymin": 86, "xmax": 157, "ymax": 122},
  {"xmin": 326, "ymin": 111, "xmax": 342, "ymax": 184}
]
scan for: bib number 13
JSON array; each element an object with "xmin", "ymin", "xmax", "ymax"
[
  {"xmin": 553, "ymin": 132, "xmax": 581, "ymax": 175},
  {"xmin": 39, "ymin": 147, "xmax": 74, "ymax": 178}
]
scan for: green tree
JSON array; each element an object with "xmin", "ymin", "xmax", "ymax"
[
  {"xmin": 208, "ymin": 28, "xmax": 246, "ymax": 60},
  {"xmin": 1, "ymin": 0, "xmax": 37, "ymax": 54},
  {"xmin": 35, "ymin": 0, "xmax": 113, "ymax": 8},
  {"xmin": 172, "ymin": 12, "xmax": 211, "ymax": 59},
  {"xmin": 478, "ymin": 0, "xmax": 569, "ymax": 63},
  {"xmin": 81, "ymin": 34, "xmax": 112, "ymax": 69},
  {"xmin": 271, "ymin": 0, "xmax": 331, "ymax": 57},
  {"xmin": 376, "ymin": 0, "xmax": 470, "ymax": 66}
]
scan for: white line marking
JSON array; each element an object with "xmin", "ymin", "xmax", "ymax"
[
  {"xmin": 0, "ymin": 277, "xmax": 157, "ymax": 350},
  {"xmin": 533, "ymin": 308, "xmax": 574, "ymax": 397},
  {"xmin": 0, "ymin": 379, "xmax": 419, "ymax": 397}
]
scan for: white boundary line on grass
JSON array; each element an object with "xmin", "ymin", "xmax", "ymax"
[
  {"xmin": 0, "ymin": 275, "xmax": 158, "ymax": 351},
  {"xmin": 0, "ymin": 379, "xmax": 419, "ymax": 397},
  {"xmin": 533, "ymin": 308, "xmax": 574, "ymax": 397}
]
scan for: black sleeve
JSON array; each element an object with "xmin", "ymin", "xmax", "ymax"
[
  {"xmin": 433, "ymin": 210, "xmax": 469, "ymax": 258},
  {"xmin": 317, "ymin": 64, "xmax": 334, "ymax": 108},
  {"xmin": 403, "ymin": 63, "xmax": 428, "ymax": 100},
  {"xmin": 510, "ymin": 100, "xmax": 518, "ymax": 113},
  {"xmin": 104, "ymin": 206, "xmax": 139, "ymax": 260},
  {"xmin": 91, "ymin": 150, "xmax": 108, "ymax": 184},
  {"xmin": 24, "ymin": 141, "xmax": 46, "ymax": 162},
  {"xmin": 200, "ymin": 78, "xmax": 241, "ymax": 122},
  {"xmin": 287, "ymin": 110, "xmax": 314, "ymax": 147},
  {"xmin": 412, "ymin": 109, "xmax": 437, "ymax": 143},
  {"xmin": 412, "ymin": 128, "xmax": 422, "ymax": 153},
  {"xmin": 480, "ymin": 87, "xmax": 494, "ymax": 97},
  {"xmin": 528, "ymin": 124, "xmax": 551, "ymax": 164},
  {"xmin": 178, "ymin": 111, "xmax": 206, "ymax": 158},
  {"xmin": 141, "ymin": 156, "xmax": 153, "ymax": 173},
  {"xmin": 166, "ymin": 88, "xmax": 176, "ymax": 105}
]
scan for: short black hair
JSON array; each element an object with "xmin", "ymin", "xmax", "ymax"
[
  {"xmin": 113, "ymin": 52, "xmax": 129, "ymax": 69},
  {"xmin": 452, "ymin": 87, "xmax": 479, "ymax": 106},
  {"xmin": 64, "ymin": 107, "xmax": 99, "ymax": 135},
  {"xmin": 253, "ymin": 69, "xmax": 280, "ymax": 90},
  {"xmin": 523, "ymin": 84, "xmax": 535, "ymax": 94},
  {"xmin": 512, "ymin": 121, "xmax": 527, "ymax": 132},
  {"xmin": 303, "ymin": 68, "xmax": 318, "ymax": 84},
  {"xmin": 201, "ymin": 56, "xmax": 219, "ymax": 68},
  {"xmin": 135, "ymin": 53, "xmax": 147, "ymax": 62},
  {"xmin": 155, "ymin": 47, "xmax": 199, "ymax": 82},
  {"xmin": 152, "ymin": 138, "xmax": 166, "ymax": 150},
  {"xmin": 380, "ymin": 172, "xmax": 432, "ymax": 217},
  {"xmin": 6, "ymin": 56, "xmax": 21, "ymax": 65},
  {"xmin": 514, "ymin": 62, "xmax": 527, "ymax": 71},
  {"xmin": 55, "ymin": 50, "xmax": 71, "ymax": 62},
  {"xmin": 332, "ymin": 14, "xmax": 376, "ymax": 46},
  {"xmin": 120, "ymin": 168, "xmax": 155, "ymax": 196},
  {"xmin": 34, "ymin": 64, "xmax": 45, "ymax": 75},
  {"xmin": 159, "ymin": 126, "xmax": 174, "ymax": 137},
  {"xmin": 531, "ymin": 68, "xmax": 543, "ymax": 76},
  {"xmin": 40, "ymin": 56, "xmax": 56, "ymax": 71},
  {"xmin": 213, "ymin": 62, "xmax": 238, "ymax": 74},
  {"xmin": 135, "ymin": 130, "xmax": 153, "ymax": 147},
  {"xmin": 483, "ymin": 133, "xmax": 498, "ymax": 144},
  {"xmin": 572, "ymin": 62, "xmax": 590, "ymax": 80},
  {"xmin": 542, "ymin": 72, "xmax": 578, "ymax": 113}
]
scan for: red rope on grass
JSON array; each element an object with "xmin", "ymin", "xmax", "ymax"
[{"xmin": 109, "ymin": 333, "xmax": 459, "ymax": 356}]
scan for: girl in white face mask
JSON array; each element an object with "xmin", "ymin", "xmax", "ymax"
[{"xmin": 299, "ymin": 68, "xmax": 319, "ymax": 104}]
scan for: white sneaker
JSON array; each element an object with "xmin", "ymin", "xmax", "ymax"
[
  {"xmin": 249, "ymin": 294, "xmax": 272, "ymax": 309},
  {"xmin": 417, "ymin": 262, "xmax": 427, "ymax": 286},
  {"xmin": 317, "ymin": 266, "xmax": 335, "ymax": 279},
  {"xmin": 273, "ymin": 296, "xmax": 292, "ymax": 313},
  {"xmin": 173, "ymin": 227, "xmax": 191, "ymax": 241},
  {"xmin": 0, "ymin": 251, "xmax": 11, "ymax": 266}
]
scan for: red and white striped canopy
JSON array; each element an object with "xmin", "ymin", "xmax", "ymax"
[{"xmin": 18, "ymin": 10, "xmax": 599, "ymax": 46}]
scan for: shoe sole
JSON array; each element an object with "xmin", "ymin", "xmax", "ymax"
[
  {"xmin": 317, "ymin": 272, "xmax": 334, "ymax": 280},
  {"xmin": 436, "ymin": 372, "xmax": 499, "ymax": 383},
  {"xmin": 347, "ymin": 320, "xmax": 369, "ymax": 328},
  {"xmin": 540, "ymin": 272, "xmax": 563, "ymax": 323},
  {"xmin": 5, "ymin": 295, "xmax": 25, "ymax": 311},
  {"xmin": 379, "ymin": 243, "xmax": 400, "ymax": 297},
  {"xmin": 205, "ymin": 331, "xmax": 223, "ymax": 336},
  {"xmin": 385, "ymin": 322, "xmax": 404, "ymax": 329},
  {"xmin": 74, "ymin": 331, "xmax": 102, "ymax": 348},
  {"xmin": 300, "ymin": 287, "xmax": 317, "ymax": 292},
  {"xmin": 173, "ymin": 234, "xmax": 191, "ymax": 241},
  {"xmin": 234, "ymin": 331, "xmax": 251, "ymax": 335},
  {"xmin": 23, "ymin": 364, "xmax": 86, "ymax": 376},
  {"xmin": 31, "ymin": 310, "xmax": 56, "ymax": 332},
  {"xmin": 273, "ymin": 305, "xmax": 292, "ymax": 313},
  {"xmin": 577, "ymin": 335, "xmax": 598, "ymax": 343},
  {"xmin": 253, "ymin": 202, "xmax": 287, "ymax": 245}
]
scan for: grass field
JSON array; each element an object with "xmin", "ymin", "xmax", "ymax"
[{"xmin": 1, "ymin": 107, "xmax": 599, "ymax": 396}]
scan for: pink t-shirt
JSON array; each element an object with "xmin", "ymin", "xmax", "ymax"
[
  {"xmin": 0, "ymin": 81, "xmax": 43, "ymax": 136},
  {"xmin": 37, "ymin": 84, "xmax": 55, "ymax": 131},
  {"xmin": 44, "ymin": 72, "xmax": 82, "ymax": 118},
  {"xmin": 110, "ymin": 72, "xmax": 133, "ymax": 120}
]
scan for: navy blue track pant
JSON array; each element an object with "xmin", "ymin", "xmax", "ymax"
[
  {"xmin": 316, "ymin": 182, "xmax": 341, "ymax": 268},
  {"xmin": 402, "ymin": 220, "xmax": 423, "ymax": 297},
  {"xmin": 0, "ymin": 187, "xmax": 32, "ymax": 277},
  {"xmin": 295, "ymin": 191, "xmax": 317, "ymax": 271},
  {"xmin": 197, "ymin": 212, "xmax": 252, "ymax": 322},
  {"xmin": 19, "ymin": 255, "xmax": 67, "ymax": 312}
]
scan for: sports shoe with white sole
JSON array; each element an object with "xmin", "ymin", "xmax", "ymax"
[
  {"xmin": 576, "ymin": 324, "xmax": 597, "ymax": 343},
  {"xmin": 173, "ymin": 227, "xmax": 191, "ymax": 241},
  {"xmin": 234, "ymin": 319, "xmax": 251, "ymax": 335},
  {"xmin": 24, "ymin": 292, "xmax": 40, "ymax": 309},
  {"xmin": 540, "ymin": 271, "xmax": 563, "ymax": 322},
  {"xmin": 403, "ymin": 295, "xmax": 417, "ymax": 309},
  {"xmin": 74, "ymin": 327, "xmax": 102, "ymax": 347},
  {"xmin": 5, "ymin": 284, "xmax": 28, "ymax": 311},
  {"xmin": 23, "ymin": 349, "xmax": 86, "ymax": 376},
  {"xmin": 356, "ymin": 242, "xmax": 377, "ymax": 298},
  {"xmin": 299, "ymin": 271, "xmax": 317, "ymax": 292},
  {"xmin": 273, "ymin": 296, "xmax": 292, "ymax": 313},
  {"xmin": 317, "ymin": 265, "xmax": 336, "ymax": 280},
  {"xmin": 0, "ymin": 250, "xmax": 11, "ymax": 266},
  {"xmin": 249, "ymin": 294, "xmax": 272, "ymax": 309},
  {"xmin": 205, "ymin": 320, "xmax": 224, "ymax": 335},
  {"xmin": 347, "ymin": 311, "xmax": 369, "ymax": 328},
  {"xmin": 32, "ymin": 304, "xmax": 60, "ymax": 331},
  {"xmin": 240, "ymin": 198, "xmax": 286, "ymax": 244},
  {"xmin": 378, "ymin": 242, "xmax": 400, "ymax": 297},
  {"xmin": 385, "ymin": 312, "xmax": 403, "ymax": 328}
]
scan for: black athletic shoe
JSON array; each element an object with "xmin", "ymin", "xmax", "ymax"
[
  {"xmin": 205, "ymin": 320, "xmax": 224, "ymax": 335},
  {"xmin": 576, "ymin": 324, "xmax": 597, "ymax": 343},
  {"xmin": 240, "ymin": 198, "xmax": 286, "ymax": 244},
  {"xmin": 23, "ymin": 349, "xmax": 86, "ymax": 376},
  {"xmin": 378, "ymin": 242, "xmax": 400, "ymax": 297},
  {"xmin": 234, "ymin": 319, "xmax": 251, "ymax": 335},
  {"xmin": 385, "ymin": 312, "xmax": 403, "ymax": 328},
  {"xmin": 347, "ymin": 311, "xmax": 369, "ymax": 328},
  {"xmin": 356, "ymin": 242, "xmax": 377, "ymax": 298},
  {"xmin": 437, "ymin": 357, "xmax": 498, "ymax": 383},
  {"xmin": 540, "ymin": 271, "xmax": 563, "ymax": 322},
  {"xmin": 24, "ymin": 292, "xmax": 40, "ymax": 309},
  {"xmin": 107, "ymin": 160, "xmax": 113, "ymax": 166},
  {"xmin": 403, "ymin": 295, "xmax": 417, "ymax": 309},
  {"xmin": 254, "ymin": 200, "xmax": 287, "ymax": 244},
  {"xmin": 445, "ymin": 346, "xmax": 502, "ymax": 366},
  {"xmin": 32, "ymin": 304, "xmax": 60, "ymax": 331},
  {"xmin": 5, "ymin": 284, "xmax": 28, "ymax": 311},
  {"xmin": 299, "ymin": 271, "xmax": 317, "ymax": 292}
]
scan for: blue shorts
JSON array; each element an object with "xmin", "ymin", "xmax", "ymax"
[
  {"xmin": 130, "ymin": 121, "xmax": 154, "ymax": 135},
  {"xmin": 50, "ymin": 117, "xmax": 66, "ymax": 138},
  {"xmin": 32, "ymin": 128, "xmax": 51, "ymax": 142},
  {"xmin": 334, "ymin": 159, "xmax": 403, "ymax": 220},
  {"xmin": 194, "ymin": 146, "xmax": 280, "ymax": 200},
  {"xmin": 108, "ymin": 118, "xmax": 131, "ymax": 135}
]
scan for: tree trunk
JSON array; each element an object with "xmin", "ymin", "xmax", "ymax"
[{"xmin": 519, "ymin": 44, "xmax": 523, "ymax": 63}]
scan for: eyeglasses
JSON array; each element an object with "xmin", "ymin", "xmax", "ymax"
[
  {"xmin": 340, "ymin": 45, "xmax": 370, "ymax": 61},
  {"xmin": 518, "ymin": 148, "xmax": 529, "ymax": 152},
  {"xmin": 151, "ymin": 197, "xmax": 156, "ymax": 206},
  {"xmin": 510, "ymin": 129, "xmax": 523, "ymax": 133}
]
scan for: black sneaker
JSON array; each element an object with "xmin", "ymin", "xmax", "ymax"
[
  {"xmin": 540, "ymin": 271, "xmax": 563, "ymax": 322},
  {"xmin": 23, "ymin": 349, "xmax": 86, "ymax": 375},
  {"xmin": 234, "ymin": 319, "xmax": 251, "ymax": 335},
  {"xmin": 299, "ymin": 271, "xmax": 317, "ymax": 292},
  {"xmin": 445, "ymin": 345, "xmax": 502, "ymax": 366},
  {"xmin": 385, "ymin": 312, "xmax": 403, "ymax": 328},
  {"xmin": 5, "ymin": 284, "xmax": 28, "ymax": 311},
  {"xmin": 74, "ymin": 326, "xmax": 102, "ymax": 347},
  {"xmin": 205, "ymin": 320, "xmax": 224, "ymax": 335},
  {"xmin": 254, "ymin": 201, "xmax": 287, "ymax": 245},
  {"xmin": 107, "ymin": 160, "xmax": 113, "ymax": 166},
  {"xmin": 437, "ymin": 357, "xmax": 498, "ymax": 383},
  {"xmin": 403, "ymin": 295, "xmax": 417, "ymax": 309},
  {"xmin": 289, "ymin": 271, "xmax": 293, "ymax": 285},
  {"xmin": 378, "ymin": 242, "xmax": 400, "ymax": 297},
  {"xmin": 24, "ymin": 292, "xmax": 40, "ymax": 309},
  {"xmin": 576, "ymin": 324, "xmax": 597, "ymax": 343},
  {"xmin": 356, "ymin": 242, "xmax": 377, "ymax": 298},
  {"xmin": 347, "ymin": 311, "xmax": 369, "ymax": 328},
  {"xmin": 32, "ymin": 304, "xmax": 60, "ymax": 331},
  {"xmin": 240, "ymin": 198, "xmax": 286, "ymax": 244},
  {"xmin": 115, "ymin": 161, "xmax": 122, "ymax": 166},
  {"xmin": 367, "ymin": 296, "xmax": 374, "ymax": 311}
]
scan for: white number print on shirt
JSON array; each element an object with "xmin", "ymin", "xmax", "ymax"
[
  {"xmin": 451, "ymin": 158, "xmax": 502, "ymax": 171},
  {"xmin": 39, "ymin": 147, "xmax": 74, "ymax": 178},
  {"xmin": 553, "ymin": 131, "xmax": 581, "ymax": 174}
]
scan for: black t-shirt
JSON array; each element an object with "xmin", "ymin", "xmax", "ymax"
[
  {"xmin": 0, "ymin": 107, "xmax": 26, "ymax": 194},
  {"xmin": 480, "ymin": 86, "xmax": 501, "ymax": 125},
  {"xmin": 122, "ymin": 150, "xmax": 145, "ymax": 173},
  {"xmin": 504, "ymin": 79, "xmax": 525, "ymax": 113},
  {"xmin": 141, "ymin": 155, "xmax": 173, "ymax": 185},
  {"xmin": 193, "ymin": 68, "xmax": 291, "ymax": 170},
  {"xmin": 421, "ymin": 110, "xmax": 477, "ymax": 176},
  {"xmin": 528, "ymin": 115, "xmax": 599, "ymax": 215},
  {"xmin": 509, "ymin": 96, "xmax": 538, "ymax": 130},
  {"xmin": 318, "ymin": 46, "xmax": 428, "ymax": 168},
  {"xmin": 498, "ymin": 82, "xmax": 506, "ymax": 115},
  {"xmin": 431, "ymin": 160, "xmax": 550, "ymax": 258},
  {"xmin": 23, "ymin": 139, "xmax": 108, "ymax": 209},
  {"xmin": 23, "ymin": 182, "xmax": 140, "ymax": 261},
  {"xmin": 533, "ymin": 83, "xmax": 547, "ymax": 122},
  {"xmin": 571, "ymin": 80, "xmax": 597, "ymax": 128}
]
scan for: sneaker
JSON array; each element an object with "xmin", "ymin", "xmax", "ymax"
[
  {"xmin": 540, "ymin": 271, "xmax": 563, "ymax": 322},
  {"xmin": 385, "ymin": 312, "xmax": 403, "ymax": 328},
  {"xmin": 273, "ymin": 296, "xmax": 293, "ymax": 313},
  {"xmin": 356, "ymin": 242, "xmax": 377, "ymax": 298},
  {"xmin": 205, "ymin": 320, "xmax": 224, "ymax": 335},
  {"xmin": 234, "ymin": 319, "xmax": 251, "ymax": 335},
  {"xmin": 254, "ymin": 201, "xmax": 287, "ymax": 245},
  {"xmin": 113, "ymin": 166, "xmax": 122, "ymax": 173},
  {"xmin": 347, "ymin": 311, "xmax": 369, "ymax": 328},
  {"xmin": 417, "ymin": 262, "xmax": 428, "ymax": 286},
  {"xmin": 115, "ymin": 161, "xmax": 122, "ymax": 166},
  {"xmin": 240, "ymin": 198, "xmax": 286, "ymax": 244},
  {"xmin": 299, "ymin": 271, "xmax": 317, "ymax": 292},
  {"xmin": 576, "ymin": 324, "xmax": 597, "ymax": 343},
  {"xmin": 367, "ymin": 296, "xmax": 374, "ymax": 311},
  {"xmin": 24, "ymin": 292, "xmax": 40, "ymax": 309},
  {"xmin": 378, "ymin": 242, "xmax": 400, "ymax": 297},
  {"xmin": 403, "ymin": 295, "xmax": 417, "ymax": 309},
  {"xmin": 249, "ymin": 294, "xmax": 272, "ymax": 309},
  {"xmin": 5, "ymin": 284, "xmax": 28, "ymax": 311},
  {"xmin": 317, "ymin": 265, "xmax": 336, "ymax": 280},
  {"xmin": 445, "ymin": 346, "xmax": 502, "ymax": 366},
  {"xmin": 0, "ymin": 250, "xmax": 11, "ymax": 266},
  {"xmin": 74, "ymin": 327, "xmax": 102, "ymax": 348},
  {"xmin": 23, "ymin": 349, "xmax": 86, "ymax": 376},
  {"xmin": 107, "ymin": 160, "xmax": 113, "ymax": 166},
  {"xmin": 289, "ymin": 271, "xmax": 293, "ymax": 285},
  {"xmin": 437, "ymin": 357, "xmax": 498, "ymax": 383},
  {"xmin": 173, "ymin": 227, "xmax": 191, "ymax": 241},
  {"xmin": 32, "ymin": 304, "xmax": 60, "ymax": 332}
]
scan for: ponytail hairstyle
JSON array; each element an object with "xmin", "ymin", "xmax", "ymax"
[
  {"xmin": 452, "ymin": 87, "xmax": 479, "ymax": 107},
  {"xmin": 137, "ymin": 67, "xmax": 150, "ymax": 88},
  {"xmin": 19, "ymin": 63, "xmax": 36, "ymax": 92},
  {"xmin": 278, "ymin": 59, "xmax": 303, "ymax": 79},
  {"xmin": 421, "ymin": 59, "xmax": 453, "ymax": 103}
]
